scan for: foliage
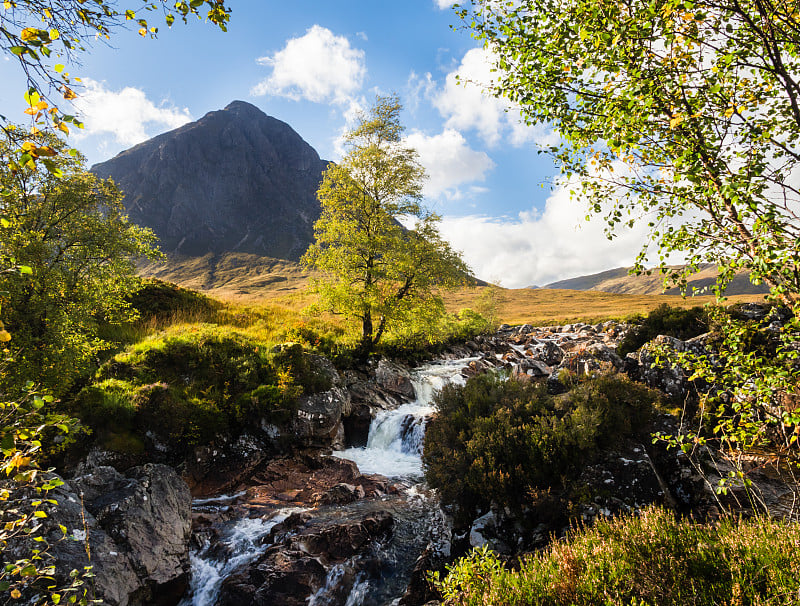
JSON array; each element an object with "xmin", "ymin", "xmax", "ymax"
[
  {"xmin": 423, "ymin": 372, "xmax": 660, "ymax": 523},
  {"xmin": 302, "ymin": 95, "xmax": 470, "ymax": 353},
  {"xmin": 0, "ymin": 312, "xmax": 90, "ymax": 604},
  {"xmin": 71, "ymin": 325, "xmax": 326, "ymax": 458},
  {"xmin": 433, "ymin": 506, "xmax": 800, "ymax": 606},
  {"xmin": 618, "ymin": 303, "xmax": 709, "ymax": 356},
  {"xmin": 127, "ymin": 278, "xmax": 220, "ymax": 321},
  {"xmin": 0, "ymin": 0, "xmax": 229, "ymax": 163},
  {"xmin": 460, "ymin": 0, "xmax": 800, "ymax": 303},
  {"xmin": 0, "ymin": 133, "xmax": 160, "ymax": 396},
  {"xmin": 654, "ymin": 306, "xmax": 800, "ymax": 489}
]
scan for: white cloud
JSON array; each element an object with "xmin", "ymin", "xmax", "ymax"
[
  {"xmin": 433, "ymin": 47, "xmax": 557, "ymax": 148},
  {"xmin": 438, "ymin": 179, "xmax": 653, "ymax": 288},
  {"xmin": 252, "ymin": 25, "xmax": 366, "ymax": 105},
  {"xmin": 435, "ymin": 0, "xmax": 455, "ymax": 8},
  {"xmin": 71, "ymin": 79, "xmax": 191, "ymax": 146},
  {"xmin": 404, "ymin": 128, "xmax": 495, "ymax": 199}
]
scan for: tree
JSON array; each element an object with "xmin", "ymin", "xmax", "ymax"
[
  {"xmin": 459, "ymin": 0, "xmax": 800, "ymax": 304},
  {"xmin": 0, "ymin": 131, "xmax": 160, "ymax": 395},
  {"xmin": 302, "ymin": 95, "xmax": 470, "ymax": 353},
  {"xmin": 458, "ymin": 0, "xmax": 800, "ymax": 496},
  {"xmin": 1, "ymin": 0, "xmax": 229, "ymax": 166}
]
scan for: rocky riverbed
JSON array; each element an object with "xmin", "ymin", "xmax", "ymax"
[{"xmin": 6, "ymin": 313, "xmax": 798, "ymax": 605}]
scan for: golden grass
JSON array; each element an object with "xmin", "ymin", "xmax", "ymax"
[
  {"xmin": 443, "ymin": 286, "xmax": 767, "ymax": 326},
  {"xmin": 139, "ymin": 254, "xmax": 769, "ymax": 328}
]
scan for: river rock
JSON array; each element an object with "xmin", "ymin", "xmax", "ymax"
[
  {"xmin": 293, "ymin": 386, "xmax": 351, "ymax": 447},
  {"xmin": 219, "ymin": 511, "xmax": 394, "ymax": 605},
  {"xmin": 72, "ymin": 463, "xmax": 192, "ymax": 602},
  {"xmin": 3, "ymin": 464, "xmax": 191, "ymax": 606}
]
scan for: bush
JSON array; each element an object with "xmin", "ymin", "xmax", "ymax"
[
  {"xmin": 126, "ymin": 278, "xmax": 221, "ymax": 321},
  {"xmin": 423, "ymin": 373, "xmax": 660, "ymax": 524},
  {"xmin": 71, "ymin": 325, "xmax": 326, "ymax": 457},
  {"xmin": 618, "ymin": 303, "xmax": 709, "ymax": 356},
  {"xmin": 434, "ymin": 506, "xmax": 800, "ymax": 606}
]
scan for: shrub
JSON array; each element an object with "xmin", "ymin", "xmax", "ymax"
[
  {"xmin": 423, "ymin": 373, "xmax": 660, "ymax": 524},
  {"xmin": 71, "ymin": 325, "xmax": 324, "ymax": 457},
  {"xmin": 126, "ymin": 278, "xmax": 220, "ymax": 321},
  {"xmin": 618, "ymin": 303, "xmax": 709, "ymax": 356},
  {"xmin": 433, "ymin": 506, "xmax": 800, "ymax": 606}
]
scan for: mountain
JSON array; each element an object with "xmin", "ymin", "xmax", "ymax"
[
  {"xmin": 537, "ymin": 264, "xmax": 769, "ymax": 296},
  {"xmin": 91, "ymin": 101, "xmax": 329, "ymax": 261}
]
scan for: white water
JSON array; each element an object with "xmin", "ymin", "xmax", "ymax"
[
  {"xmin": 180, "ymin": 508, "xmax": 301, "ymax": 606},
  {"xmin": 333, "ymin": 357, "xmax": 478, "ymax": 478}
]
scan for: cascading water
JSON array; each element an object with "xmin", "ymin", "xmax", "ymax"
[
  {"xmin": 333, "ymin": 357, "xmax": 478, "ymax": 477},
  {"xmin": 182, "ymin": 356, "xmax": 478, "ymax": 606},
  {"xmin": 179, "ymin": 507, "xmax": 301, "ymax": 606}
]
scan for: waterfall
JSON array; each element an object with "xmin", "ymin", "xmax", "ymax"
[
  {"xmin": 179, "ymin": 508, "xmax": 301, "ymax": 606},
  {"xmin": 333, "ymin": 357, "xmax": 477, "ymax": 477}
]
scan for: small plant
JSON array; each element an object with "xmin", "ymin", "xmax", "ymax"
[{"xmin": 432, "ymin": 506, "xmax": 800, "ymax": 605}]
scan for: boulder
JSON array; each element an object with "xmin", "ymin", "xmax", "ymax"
[
  {"xmin": 292, "ymin": 386, "xmax": 351, "ymax": 447},
  {"xmin": 374, "ymin": 359, "xmax": 417, "ymax": 401},
  {"xmin": 72, "ymin": 463, "xmax": 192, "ymax": 600},
  {"xmin": 2, "ymin": 464, "xmax": 191, "ymax": 606}
]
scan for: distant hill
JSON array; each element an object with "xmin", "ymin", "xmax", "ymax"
[
  {"xmin": 91, "ymin": 100, "xmax": 329, "ymax": 261},
  {"xmin": 536, "ymin": 264, "xmax": 769, "ymax": 296},
  {"xmin": 137, "ymin": 253, "xmax": 310, "ymax": 300}
]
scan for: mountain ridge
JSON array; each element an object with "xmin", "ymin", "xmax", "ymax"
[
  {"xmin": 534, "ymin": 264, "xmax": 769, "ymax": 296},
  {"xmin": 91, "ymin": 100, "xmax": 329, "ymax": 261}
]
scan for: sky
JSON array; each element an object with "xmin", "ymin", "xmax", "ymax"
[{"xmin": 0, "ymin": 1, "xmax": 650, "ymax": 288}]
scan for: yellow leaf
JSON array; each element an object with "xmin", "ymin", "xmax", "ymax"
[
  {"xmin": 725, "ymin": 106, "xmax": 735, "ymax": 118},
  {"xmin": 669, "ymin": 114, "xmax": 684, "ymax": 129},
  {"xmin": 21, "ymin": 140, "xmax": 35, "ymax": 151},
  {"xmin": 4, "ymin": 1, "xmax": 13, "ymax": 9},
  {"xmin": 62, "ymin": 87, "xmax": 77, "ymax": 100},
  {"xmin": 10, "ymin": 590, "xmax": 21, "ymax": 599},
  {"xmin": 0, "ymin": 330, "xmax": 10, "ymax": 342},
  {"xmin": 20, "ymin": 27, "xmax": 38, "ymax": 41},
  {"xmin": 138, "ymin": 27, "xmax": 146, "ymax": 36}
]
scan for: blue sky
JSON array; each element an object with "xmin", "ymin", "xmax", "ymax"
[{"xmin": 0, "ymin": 1, "xmax": 649, "ymax": 287}]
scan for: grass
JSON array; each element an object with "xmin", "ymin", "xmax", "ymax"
[{"xmin": 434, "ymin": 506, "xmax": 800, "ymax": 606}]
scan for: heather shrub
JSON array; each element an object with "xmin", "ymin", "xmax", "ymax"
[
  {"xmin": 434, "ymin": 506, "xmax": 800, "ymax": 606},
  {"xmin": 423, "ymin": 372, "xmax": 660, "ymax": 523}
]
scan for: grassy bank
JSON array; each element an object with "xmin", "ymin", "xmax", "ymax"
[{"xmin": 434, "ymin": 507, "xmax": 800, "ymax": 606}]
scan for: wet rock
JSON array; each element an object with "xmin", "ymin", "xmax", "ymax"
[
  {"xmin": 182, "ymin": 432, "xmax": 271, "ymax": 497},
  {"xmin": 374, "ymin": 359, "xmax": 417, "ymax": 401},
  {"xmin": 531, "ymin": 340, "xmax": 565, "ymax": 366},
  {"xmin": 218, "ymin": 548, "xmax": 328, "ymax": 606},
  {"xmin": 293, "ymin": 386, "xmax": 351, "ymax": 447},
  {"xmin": 315, "ymin": 482, "xmax": 366, "ymax": 506},
  {"xmin": 343, "ymin": 403, "xmax": 373, "ymax": 448},
  {"xmin": 220, "ymin": 512, "xmax": 394, "ymax": 606},
  {"xmin": 399, "ymin": 546, "xmax": 443, "ymax": 606}
]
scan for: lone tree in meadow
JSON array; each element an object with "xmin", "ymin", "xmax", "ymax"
[{"xmin": 302, "ymin": 95, "xmax": 469, "ymax": 354}]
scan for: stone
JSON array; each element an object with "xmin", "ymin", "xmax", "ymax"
[
  {"xmin": 292, "ymin": 386, "xmax": 351, "ymax": 447},
  {"xmin": 374, "ymin": 359, "xmax": 417, "ymax": 400}
]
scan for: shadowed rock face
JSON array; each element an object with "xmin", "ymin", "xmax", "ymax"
[{"xmin": 91, "ymin": 100, "xmax": 329, "ymax": 260}]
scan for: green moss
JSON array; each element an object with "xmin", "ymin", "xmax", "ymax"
[{"xmin": 72, "ymin": 324, "xmax": 326, "ymax": 458}]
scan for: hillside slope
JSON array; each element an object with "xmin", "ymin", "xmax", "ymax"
[
  {"xmin": 538, "ymin": 264, "xmax": 769, "ymax": 296},
  {"xmin": 92, "ymin": 100, "xmax": 329, "ymax": 261}
]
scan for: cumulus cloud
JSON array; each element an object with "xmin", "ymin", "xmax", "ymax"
[
  {"xmin": 71, "ymin": 79, "xmax": 191, "ymax": 146},
  {"xmin": 404, "ymin": 128, "xmax": 495, "ymax": 199},
  {"xmin": 438, "ymin": 180, "xmax": 653, "ymax": 288},
  {"xmin": 434, "ymin": 0, "xmax": 455, "ymax": 8},
  {"xmin": 433, "ymin": 47, "xmax": 557, "ymax": 148},
  {"xmin": 252, "ymin": 25, "xmax": 366, "ymax": 105}
]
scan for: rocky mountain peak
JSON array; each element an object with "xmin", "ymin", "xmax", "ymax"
[{"xmin": 91, "ymin": 101, "xmax": 329, "ymax": 260}]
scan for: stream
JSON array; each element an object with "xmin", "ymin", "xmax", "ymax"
[{"xmin": 180, "ymin": 356, "xmax": 477, "ymax": 606}]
